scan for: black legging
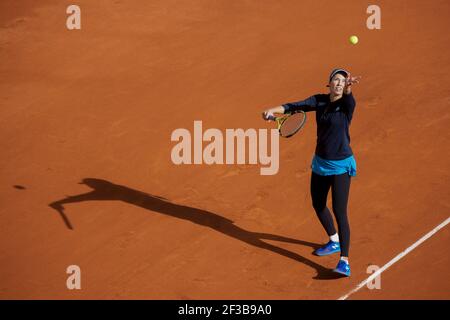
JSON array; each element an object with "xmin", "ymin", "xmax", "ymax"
[{"xmin": 310, "ymin": 171, "xmax": 351, "ymax": 257}]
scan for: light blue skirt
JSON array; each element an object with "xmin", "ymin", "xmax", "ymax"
[{"xmin": 311, "ymin": 154, "xmax": 357, "ymax": 177}]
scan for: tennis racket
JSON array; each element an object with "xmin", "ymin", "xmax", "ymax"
[{"xmin": 266, "ymin": 111, "xmax": 307, "ymax": 138}]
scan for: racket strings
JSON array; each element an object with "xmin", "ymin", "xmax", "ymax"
[{"xmin": 279, "ymin": 113, "xmax": 306, "ymax": 137}]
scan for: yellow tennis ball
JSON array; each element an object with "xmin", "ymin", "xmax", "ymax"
[{"xmin": 349, "ymin": 35, "xmax": 359, "ymax": 45}]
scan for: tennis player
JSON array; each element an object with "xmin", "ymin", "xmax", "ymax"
[{"xmin": 262, "ymin": 69, "xmax": 361, "ymax": 277}]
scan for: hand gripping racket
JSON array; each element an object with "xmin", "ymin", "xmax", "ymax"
[{"xmin": 266, "ymin": 111, "xmax": 307, "ymax": 138}]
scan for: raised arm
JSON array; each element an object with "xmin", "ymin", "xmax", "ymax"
[
  {"xmin": 262, "ymin": 95, "xmax": 317, "ymax": 120},
  {"xmin": 342, "ymin": 92, "xmax": 356, "ymax": 117},
  {"xmin": 342, "ymin": 74, "xmax": 361, "ymax": 119},
  {"xmin": 282, "ymin": 95, "xmax": 317, "ymax": 114}
]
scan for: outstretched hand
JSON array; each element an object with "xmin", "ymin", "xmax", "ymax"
[
  {"xmin": 262, "ymin": 111, "xmax": 275, "ymax": 121},
  {"xmin": 345, "ymin": 74, "xmax": 362, "ymax": 87},
  {"xmin": 344, "ymin": 73, "xmax": 361, "ymax": 94}
]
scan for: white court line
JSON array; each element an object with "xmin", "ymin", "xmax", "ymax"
[{"xmin": 338, "ymin": 216, "xmax": 450, "ymax": 300}]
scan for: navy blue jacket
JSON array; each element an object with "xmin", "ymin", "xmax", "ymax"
[{"xmin": 282, "ymin": 93, "xmax": 356, "ymax": 160}]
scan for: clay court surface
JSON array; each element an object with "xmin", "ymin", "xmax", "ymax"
[{"xmin": 1, "ymin": 0, "xmax": 449, "ymax": 299}]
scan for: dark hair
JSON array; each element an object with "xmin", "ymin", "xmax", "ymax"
[{"xmin": 329, "ymin": 68, "xmax": 349, "ymax": 82}]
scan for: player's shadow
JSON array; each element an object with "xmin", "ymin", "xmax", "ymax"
[{"xmin": 49, "ymin": 178, "xmax": 343, "ymax": 280}]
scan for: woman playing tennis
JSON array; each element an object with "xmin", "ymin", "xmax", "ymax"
[{"xmin": 262, "ymin": 68, "xmax": 361, "ymax": 277}]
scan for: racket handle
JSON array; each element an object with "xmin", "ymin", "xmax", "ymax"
[{"xmin": 264, "ymin": 113, "xmax": 276, "ymax": 121}]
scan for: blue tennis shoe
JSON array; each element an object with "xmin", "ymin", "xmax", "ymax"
[
  {"xmin": 313, "ymin": 240, "xmax": 340, "ymax": 256},
  {"xmin": 333, "ymin": 260, "xmax": 351, "ymax": 277}
]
